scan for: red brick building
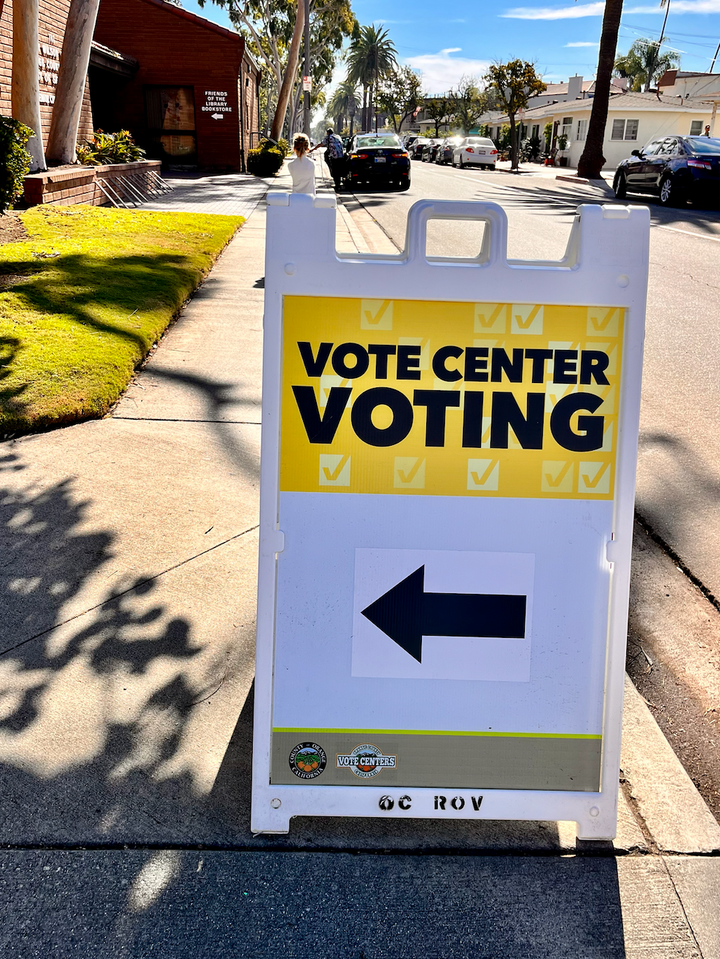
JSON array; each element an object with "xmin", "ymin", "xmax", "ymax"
[
  {"xmin": 1, "ymin": 0, "xmax": 260, "ymax": 173},
  {"xmin": 92, "ymin": 0, "xmax": 261, "ymax": 172},
  {"xmin": 0, "ymin": 0, "xmax": 94, "ymax": 149}
]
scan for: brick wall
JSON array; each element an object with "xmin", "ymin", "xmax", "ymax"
[
  {"xmin": 94, "ymin": 0, "xmax": 260, "ymax": 172},
  {"xmin": 24, "ymin": 158, "xmax": 162, "ymax": 205},
  {"xmin": 0, "ymin": 0, "xmax": 94, "ymax": 147}
]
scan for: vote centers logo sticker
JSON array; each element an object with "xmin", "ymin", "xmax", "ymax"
[
  {"xmin": 289, "ymin": 742, "xmax": 327, "ymax": 780},
  {"xmin": 336, "ymin": 743, "xmax": 397, "ymax": 779}
]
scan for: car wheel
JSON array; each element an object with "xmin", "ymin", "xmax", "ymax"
[
  {"xmin": 614, "ymin": 171, "xmax": 627, "ymax": 200},
  {"xmin": 459, "ymin": 156, "xmax": 464, "ymax": 168},
  {"xmin": 659, "ymin": 175, "xmax": 680, "ymax": 206}
]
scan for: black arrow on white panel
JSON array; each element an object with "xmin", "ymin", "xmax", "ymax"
[{"xmin": 361, "ymin": 565, "xmax": 527, "ymax": 663}]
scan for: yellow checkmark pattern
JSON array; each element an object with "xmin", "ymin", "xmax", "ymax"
[
  {"xmin": 578, "ymin": 461, "xmax": 612, "ymax": 495},
  {"xmin": 474, "ymin": 303, "xmax": 508, "ymax": 334},
  {"xmin": 467, "ymin": 459, "xmax": 500, "ymax": 491},
  {"xmin": 360, "ymin": 299, "xmax": 393, "ymax": 330},
  {"xmin": 587, "ymin": 307, "xmax": 620, "ymax": 338},
  {"xmin": 541, "ymin": 461, "xmax": 575, "ymax": 494},
  {"xmin": 511, "ymin": 304, "xmax": 543, "ymax": 335},
  {"xmin": 394, "ymin": 457, "xmax": 426, "ymax": 489},
  {"xmin": 319, "ymin": 453, "xmax": 351, "ymax": 486},
  {"xmin": 281, "ymin": 296, "xmax": 624, "ymax": 501}
]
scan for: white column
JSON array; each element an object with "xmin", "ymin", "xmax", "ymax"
[
  {"xmin": 11, "ymin": 0, "xmax": 46, "ymax": 171},
  {"xmin": 46, "ymin": 0, "xmax": 101, "ymax": 164}
]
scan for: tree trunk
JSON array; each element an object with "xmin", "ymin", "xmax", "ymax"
[
  {"xmin": 12, "ymin": 0, "xmax": 46, "ymax": 171},
  {"xmin": 509, "ymin": 113, "xmax": 518, "ymax": 171},
  {"xmin": 270, "ymin": 0, "xmax": 305, "ymax": 142},
  {"xmin": 289, "ymin": 82, "xmax": 302, "ymax": 136},
  {"xmin": 46, "ymin": 0, "xmax": 101, "ymax": 164},
  {"xmin": 577, "ymin": 0, "xmax": 624, "ymax": 179}
]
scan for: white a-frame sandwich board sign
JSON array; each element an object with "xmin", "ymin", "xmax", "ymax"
[{"xmin": 252, "ymin": 194, "xmax": 649, "ymax": 839}]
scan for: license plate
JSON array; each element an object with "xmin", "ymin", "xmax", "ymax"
[
  {"xmin": 477, "ymin": 150, "xmax": 487, "ymax": 155},
  {"xmin": 374, "ymin": 156, "xmax": 386, "ymax": 163}
]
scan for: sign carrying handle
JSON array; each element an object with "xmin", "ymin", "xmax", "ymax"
[{"xmin": 403, "ymin": 199, "xmax": 509, "ymax": 267}]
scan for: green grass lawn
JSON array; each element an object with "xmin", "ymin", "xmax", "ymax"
[{"xmin": 0, "ymin": 205, "xmax": 243, "ymax": 435}]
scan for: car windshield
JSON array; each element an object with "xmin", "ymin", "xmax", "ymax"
[
  {"xmin": 685, "ymin": 137, "xmax": 720, "ymax": 155},
  {"xmin": 355, "ymin": 135, "xmax": 401, "ymax": 148}
]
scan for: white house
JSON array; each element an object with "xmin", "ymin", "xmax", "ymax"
[{"xmin": 487, "ymin": 91, "xmax": 712, "ymax": 169}]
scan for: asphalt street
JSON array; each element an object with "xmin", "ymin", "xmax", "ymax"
[{"xmin": 343, "ymin": 160, "xmax": 720, "ymax": 603}]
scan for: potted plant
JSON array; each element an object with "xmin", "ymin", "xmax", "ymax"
[{"xmin": 556, "ymin": 133, "xmax": 569, "ymax": 167}]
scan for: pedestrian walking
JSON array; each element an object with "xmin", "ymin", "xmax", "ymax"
[
  {"xmin": 288, "ymin": 133, "xmax": 316, "ymax": 195},
  {"xmin": 311, "ymin": 127, "xmax": 345, "ymax": 191}
]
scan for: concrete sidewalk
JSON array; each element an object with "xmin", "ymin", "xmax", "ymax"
[{"xmin": 1, "ymin": 171, "xmax": 719, "ymax": 957}]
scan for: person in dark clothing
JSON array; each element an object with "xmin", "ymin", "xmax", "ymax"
[{"xmin": 310, "ymin": 127, "xmax": 345, "ymax": 190}]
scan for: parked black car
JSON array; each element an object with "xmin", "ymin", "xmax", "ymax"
[
  {"xmin": 613, "ymin": 135, "xmax": 720, "ymax": 207},
  {"xmin": 435, "ymin": 137, "xmax": 463, "ymax": 165},
  {"xmin": 347, "ymin": 133, "xmax": 411, "ymax": 190},
  {"xmin": 421, "ymin": 139, "xmax": 442, "ymax": 162}
]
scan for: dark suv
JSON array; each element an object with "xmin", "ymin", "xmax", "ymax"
[{"xmin": 613, "ymin": 135, "xmax": 720, "ymax": 207}]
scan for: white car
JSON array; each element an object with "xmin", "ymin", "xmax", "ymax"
[{"xmin": 452, "ymin": 137, "xmax": 498, "ymax": 170}]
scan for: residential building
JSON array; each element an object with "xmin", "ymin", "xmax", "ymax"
[{"xmin": 486, "ymin": 91, "xmax": 712, "ymax": 169}]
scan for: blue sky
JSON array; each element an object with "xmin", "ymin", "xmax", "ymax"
[{"xmin": 183, "ymin": 0, "xmax": 720, "ymax": 93}]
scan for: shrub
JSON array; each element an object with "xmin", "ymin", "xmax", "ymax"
[
  {"xmin": 498, "ymin": 124, "xmax": 511, "ymax": 151},
  {"xmin": 0, "ymin": 117, "xmax": 33, "ymax": 215},
  {"xmin": 76, "ymin": 130, "xmax": 145, "ymax": 166},
  {"xmin": 247, "ymin": 139, "xmax": 285, "ymax": 177},
  {"xmin": 522, "ymin": 135, "xmax": 542, "ymax": 161}
]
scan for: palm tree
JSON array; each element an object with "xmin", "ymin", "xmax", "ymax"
[
  {"xmin": 346, "ymin": 25, "xmax": 398, "ymax": 132},
  {"xmin": 327, "ymin": 80, "xmax": 360, "ymax": 134},
  {"xmin": 615, "ymin": 38, "xmax": 680, "ymax": 92}
]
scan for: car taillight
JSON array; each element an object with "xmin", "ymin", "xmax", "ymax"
[
  {"xmin": 391, "ymin": 152, "xmax": 408, "ymax": 157},
  {"xmin": 466, "ymin": 147, "xmax": 474, "ymax": 153},
  {"xmin": 491, "ymin": 149, "xmax": 498, "ymax": 154},
  {"xmin": 688, "ymin": 158, "xmax": 712, "ymax": 170},
  {"xmin": 351, "ymin": 153, "xmax": 369, "ymax": 159}
]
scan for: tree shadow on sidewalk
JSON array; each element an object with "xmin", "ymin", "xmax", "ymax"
[{"xmin": 0, "ymin": 450, "xmax": 251, "ymax": 845}]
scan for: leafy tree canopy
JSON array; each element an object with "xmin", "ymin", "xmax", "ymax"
[
  {"xmin": 377, "ymin": 66, "xmax": 423, "ymax": 134},
  {"xmin": 614, "ymin": 38, "xmax": 680, "ymax": 92}
]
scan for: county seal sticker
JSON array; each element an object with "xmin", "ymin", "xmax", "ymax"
[
  {"xmin": 336, "ymin": 743, "xmax": 398, "ymax": 779},
  {"xmin": 289, "ymin": 742, "xmax": 327, "ymax": 780}
]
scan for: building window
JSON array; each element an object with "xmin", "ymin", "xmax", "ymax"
[
  {"xmin": 611, "ymin": 118, "xmax": 639, "ymax": 140},
  {"xmin": 690, "ymin": 120, "xmax": 703, "ymax": 135},
  {"xmin": 561, "ymin": 116, "xmax": 572, "ymax": 139},
  {"xmin": 576, "ymin": 119, "xmax": 587, "ymax": 141},
  {"xmin": 532, "ymin": 124, "xmax": 540, "ymax": 139}
]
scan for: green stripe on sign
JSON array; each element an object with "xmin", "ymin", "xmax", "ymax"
[{"xmin": 272, "ymin": 727, "xmax": 602, "ymax": 740}]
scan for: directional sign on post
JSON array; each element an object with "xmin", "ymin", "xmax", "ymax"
[{"xmin": 252, "ymin": 194, "xmax": 650, "ymax": 839}]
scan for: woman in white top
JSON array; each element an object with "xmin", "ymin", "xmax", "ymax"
[{"xmin": 288, "ymin": 133, "xmax": 316, "ymax": 195}]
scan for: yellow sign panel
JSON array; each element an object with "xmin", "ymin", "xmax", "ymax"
[{"xmin": 280, "ymin": 296, "xmax": 624, "ymax": 500}]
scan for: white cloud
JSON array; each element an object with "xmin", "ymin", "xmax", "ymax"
[
  {"xmin": 404, "ymin": 49, "xmax": 491, "ymax": 94},
  {"xmin": 501, "ymin": 3, "xmax": 605, "ymax": 19},
  {"xmin": 565, "ymin": 41, "xmax": 598, "ymax": 46},
  {"xmin": 502, "ymin": 0, "xmax": 720, "ymax": 17},
  {"xmin": 630, "ymin": 0, "xmax": 720, "ymax": 9}
]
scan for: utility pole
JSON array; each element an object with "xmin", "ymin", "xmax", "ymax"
[
  {"xmin": 711, "ymin": 38, "xmax": 720, "ymax": 73},
  {"xmin": 303, "ymin": 0, "xmax": 311, "ymax": 137}
]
